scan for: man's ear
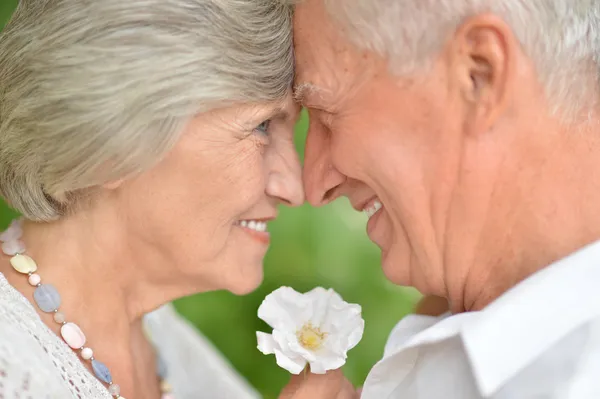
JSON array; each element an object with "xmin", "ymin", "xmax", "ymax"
[{"xmin": 449, "ymin": 13, "xmax": 516, "ymax": 135}]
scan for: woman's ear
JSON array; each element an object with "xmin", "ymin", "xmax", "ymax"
[{"xmin": 102, "ymin": 179, "xmax": 124, "ymax": 190}]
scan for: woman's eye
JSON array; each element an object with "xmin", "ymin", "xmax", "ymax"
[{"xmin": 254, "ymin": 120, "xmax": 271, "ymax": 136}]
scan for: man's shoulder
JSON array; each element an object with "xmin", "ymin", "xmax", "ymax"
[
  {"xmin": 366, "ymin": 310, "xmax": 600, "ymax": 399},
  {"xmin": 383, "ymin": 312, "xmax": 450, "ymax": 356}
]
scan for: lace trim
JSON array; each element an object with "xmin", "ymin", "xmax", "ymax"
[{"xmin": 0, "ymin": 272, "xmax": 111, "ymax": 398}]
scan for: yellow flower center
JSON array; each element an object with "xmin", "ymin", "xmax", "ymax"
[{"xmin": 297, "ymin": 323, "xmax": 327, "ymax": 350}]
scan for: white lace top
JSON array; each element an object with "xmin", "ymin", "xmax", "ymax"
[{"xmin": 0, "ymin": 272, "xmax": 259, "ymax": 399}]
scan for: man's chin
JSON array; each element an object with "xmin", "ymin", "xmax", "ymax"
[{"xmin": 380, "ymin": 249, "xmax": 410, "ymax": 286}]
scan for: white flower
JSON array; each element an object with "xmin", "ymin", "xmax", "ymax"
[{"xmin": 256, "ymin": 286, "xmax": 364, "ymax": 375}]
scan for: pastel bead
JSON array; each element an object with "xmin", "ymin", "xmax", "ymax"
[
  {"xmin": 28, "ymin": 273, "xmax": 41, "ymax": 286},
  {"xmin": 33, "ymin": 284, "xmax": 61, "ymax": 312},
  {"xmin": 2, "ymin": 240, "xmax": 25, "ymax": 256},
  {"xmin": 108, "ymin": 384, "xmax": 120, "ymax": 396},
  {"xmin": 0, "ymin": 221, "xmax": 22, "ymax": 242},
  {"xmin": 53, "ymin": 311, "xmax": 66, "ymax": 324},
  {"xmin": 161, "ymin": 394, "xmax": 175, "ymax": 399},
  {"xmin": 156, "ymin": 355, "xmax": 168, "ymax": 379},
  {"xmin": 81, "ymin": 347, "xmax": 93, "ymax": 360},
  {"xmin": 92, "ymin": 359, "xmax": 112, "ymax": 383},
  {"xmin": 10, "ymin": 254, "xmax": 37, "ymax": 274},
  {"xmin": 61, "ymin": 322, "xmax": 86, "ymax": 349},
  {"xmin": 160, "ymin": 380, "xmax": 172, "ymax": 393}
]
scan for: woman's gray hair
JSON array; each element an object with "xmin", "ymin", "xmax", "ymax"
[
  {"xmin": 0, "ymin": 0, "xmax": 294, "ymax": 221},
  {"xmin": 325, "ymin": 0, "xmax": 600, "ymax": 121}
]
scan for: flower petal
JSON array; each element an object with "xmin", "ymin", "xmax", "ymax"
[
  {"xmin": 304, "ymin": 287, "xmax": 336, "ymax": 326},
  {"xmin": 257, "ymin": 332, "xmax": 277, "ymax": 355},
  {"xmin": 258, "ymin": 287, "xmax": 310, "ymax": 331},
  {"xmin": 308, "ymin": 351, "xmax": 346, "ymax": 374},
  {"xmin": 309, "ymin": 347, "xmax": 346, "ymax": 374},
  {"xmin": 321, "ymin": 303, "xmax": 362, "ymax": 333},
  {"xmin": 346, "ymin": 317, "xmax": 365, "ymax": 350},
  {"xmin": 274, "ymin": 348, "xmax": 307, "ymax": 375},
  {"xmin": 256, "ymin": 286, "xmax": 366, "ymax": 375},
  {"xmin": 320, "ymin": 303, "xmax": 364, "ymax": 353},
  {"xmin": 272, "ymin": 329, "xmax": 317, "ymax": 363}
]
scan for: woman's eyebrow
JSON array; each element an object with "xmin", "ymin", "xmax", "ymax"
[{"xmin": 267, "ymin": 106, "xmax": 291, "ymax": 122}]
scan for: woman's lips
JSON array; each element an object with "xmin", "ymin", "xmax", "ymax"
[{"xmin": 236, "ymin": 219, "xmax": 271, "ymax": 244}]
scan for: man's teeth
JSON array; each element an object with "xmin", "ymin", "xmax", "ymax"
[
  {"xmin": 364, "ymin": 200, "xmax": 382, "ymax": 218},
  {"xmin": 239, "ymin": 220, "xmax": 268, "ymax": 232}
]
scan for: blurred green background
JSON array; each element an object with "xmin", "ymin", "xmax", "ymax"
[{"xmin": 0, "ymin": 1, "xmax": 419, "ymax": 397}]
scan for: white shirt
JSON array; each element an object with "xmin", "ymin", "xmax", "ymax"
[{"xmin": 361, "ymin": 240, "xmax": 600, "ymax": 399}]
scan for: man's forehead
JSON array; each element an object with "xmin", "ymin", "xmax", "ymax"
[
  {"xmin": 292, "ymin": 0, "xmax": 367, "ymax": 108},
  {"xmin": 292, "ymin": 0, "xmax": 341, "ymax": 90},
  {"xmin": 292, "ymin": 41, "xmax": 337, "ymax": 106}
]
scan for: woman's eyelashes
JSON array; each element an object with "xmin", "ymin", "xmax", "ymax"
[{"xmin": 254, "ymin": 119, "xmax": 272, "ymax": 137}]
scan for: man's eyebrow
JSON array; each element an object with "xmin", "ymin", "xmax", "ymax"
[{"xmin": 293, "ymin": 82, "xmax": 327, "ymax": 106}]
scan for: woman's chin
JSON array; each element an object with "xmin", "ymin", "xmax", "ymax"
[{"xmin": 227, "ymin": 264, "xmax": 265, "ymax": 295}]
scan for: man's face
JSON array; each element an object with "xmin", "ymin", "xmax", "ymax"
[
  {"xmin": 294, "ymin": 0, "xmax": 545, "ymax": 302},
  {"xmin": 294, "ymin": 0, "xmax": 464, "ymax": 294}
]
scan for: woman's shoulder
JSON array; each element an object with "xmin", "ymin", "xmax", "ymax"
[
  {"xmin": 145, "ymin": 304, "xmax": 260, "ymax": 399},
  {"xmin": 0, "ymin": 272, "xmax": 46, "ymax": 342},
  {"xmin": 0, "ymin": 280, "xmax": 70, "ymax": 397},
  {"xmin": 0, "ymin": 272, "xmax": 110, "ymax": 399}
]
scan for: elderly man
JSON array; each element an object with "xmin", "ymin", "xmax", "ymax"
[{"xmin": 282, "ymin": 0, "xmax": 600, "ymax": 398}]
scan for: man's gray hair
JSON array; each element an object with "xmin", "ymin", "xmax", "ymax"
[
  {"xmin": 0, "ymin": 0, "xmax": 294, "ymax": 221},
  {"xmin": 325, "ymin": 0, "xmax": 600, "ymax": 119}
]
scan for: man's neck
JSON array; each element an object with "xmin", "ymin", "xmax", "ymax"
[{"xmin": 460, "ymin": 122, "xmax": 600, "ymax": 312}]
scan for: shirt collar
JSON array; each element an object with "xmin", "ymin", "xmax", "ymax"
[{"xmin": 461, "ymin": 239, "xmax": 600, "ymax": 396}]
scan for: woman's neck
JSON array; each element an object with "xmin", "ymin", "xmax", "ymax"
[
  {"xmin": 1, "ymin": 211, "xmax": 192, "ymax": 398},
  {"xmin": 19, "ymin": 208, "xmax": 204, "ymax": 319}
]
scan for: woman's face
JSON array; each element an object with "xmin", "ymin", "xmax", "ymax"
[{"xmin": 118, "ymin": 93, "xmax": 303, "ymax": 294}]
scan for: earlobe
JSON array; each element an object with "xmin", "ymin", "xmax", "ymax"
[{"xmin": 452, "ymin": 13, "xmax": 515, "ymax": 134}]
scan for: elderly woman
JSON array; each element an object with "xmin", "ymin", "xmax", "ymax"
[{"xmin": 0, "ymin": 1, "xmax": 301, "ymax": 398}]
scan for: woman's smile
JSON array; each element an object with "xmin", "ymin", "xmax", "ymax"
[
  {"xmin": 236, "ymin": 217, "xmax": 275, "ymax": 244},
  {"xmin": 0, "ymin": 0, "xmax": 301, "ymax": 397}
]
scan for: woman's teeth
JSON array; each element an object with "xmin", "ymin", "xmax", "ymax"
[
  {"xmin": 239, "ymin": 220, "xmax": 268, "ymax": 232},
  {"xmin": 363, "ymin": 200, "xmax": 382, "ymax": 218}
]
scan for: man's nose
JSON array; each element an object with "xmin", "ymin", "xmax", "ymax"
[{"xmin": 302, "ymin": 126, "xmax": 346, "ymax": 207}]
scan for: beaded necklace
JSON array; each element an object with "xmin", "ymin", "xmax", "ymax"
[{"xmin": 0, "ymin": 219, "xmax": 175, "ymax": 399}]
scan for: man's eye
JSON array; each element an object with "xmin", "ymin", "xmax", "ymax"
[{"xmin": 255, "ymin": 120, "xmax": 271, "ymax": 136}]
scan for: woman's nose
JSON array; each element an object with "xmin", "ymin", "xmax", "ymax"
[
  {"xmin": 302, "ymin": 125, "xmax": 346, "ymax": 207},
  {"xmin": 266, "ymin": 147, "xmax": 305, "ymax": 207},
  {"xmin": 266, "ymin": 170, "xmax": 305, "ymax": 207}
]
